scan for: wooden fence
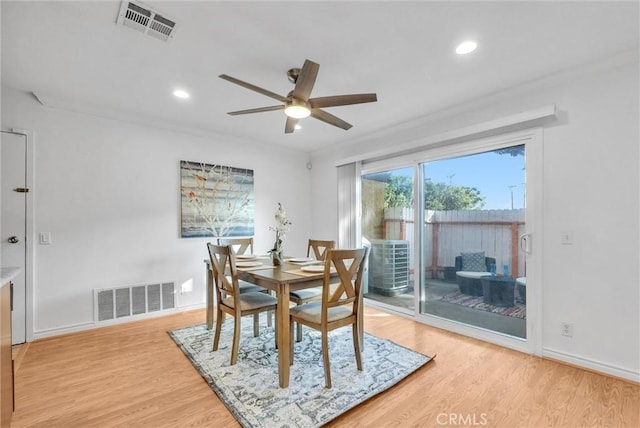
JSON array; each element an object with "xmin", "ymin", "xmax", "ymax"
[{"xmin": 381, "ymin": 208, "xmax": 526, "ymax": 278}]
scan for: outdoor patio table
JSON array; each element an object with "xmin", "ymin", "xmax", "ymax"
[{"xmin": 480, "ymin": 275, "xmax": 515, "ymax": 307}]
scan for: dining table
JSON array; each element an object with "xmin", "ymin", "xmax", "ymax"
[{"xmin": 204, "ymin": 256, "xmax": 331, "ymax": 388}]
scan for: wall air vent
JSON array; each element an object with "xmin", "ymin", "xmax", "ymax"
[
  {"xmin": 116, "ymin": 0, "xmax": 176, "ymax": 42},
  {"xmin": 94, "ymin": 282, "xmax": 177, "ymax": 323}
]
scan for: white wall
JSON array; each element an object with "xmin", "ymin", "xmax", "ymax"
[
  {"xmin": 1, "ymin": 86, "xmax": 312, "ymax": 337},
  {"xmin": 2, "ymin": 50, "xmax": 638, "ymax": 380},
  {"xmin": 309, "ymin": 53, "xmax": 640, "ymax": 381}
]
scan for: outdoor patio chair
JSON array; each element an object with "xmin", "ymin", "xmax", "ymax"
[
  {"xmin": 455, "ymin": 252, "xmax": 496, "ymax": 296},
  {"xmin": 516, "ymin": 277, "xmax": 526, "ymax": 303}
]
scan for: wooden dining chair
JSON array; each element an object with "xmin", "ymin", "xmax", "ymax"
[
  {"xmin": 207, "ymin": 243, "xmax": 278, "ymax": 365},
  {"xmin": 289, "ymin": 239, "xmax": 335, "ymax": 341},
  {"xmin": 217, "ymin": 237, "xmax": 254, "ymax": 256},
  {"xmin": 289, "ymin": 247, "xmax": 369, "ymax": 388},
  {"xmin": 212, "ymin": 238, "xmax": 264, "ymax": 296},
  {"xmin": 218, "ymin": 237, "xmax": 273, "ymax": 326},
  {"xmin": 306, "ymin": 239, "xmax": 334, "ymax": 261}
]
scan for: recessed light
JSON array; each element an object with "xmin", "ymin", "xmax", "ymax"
[
  {"xmin": 456, "ymin": 40, "xmax": 477, "ymax": 55},
  {"xmin": 294, "ymin": 124, "xmax": 302, "ymax": 130},
  {"xmin": 173, "ymin": 89, "xmax": 190, "ymax": 99}
]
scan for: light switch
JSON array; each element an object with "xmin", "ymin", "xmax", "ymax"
[
  {"xmin": 560, "ymin": 230, "xmax": 573, "ymax": 245},
  {"xmin": 39, "ymin": 232, "xmax": 52, "ymax": 245}
]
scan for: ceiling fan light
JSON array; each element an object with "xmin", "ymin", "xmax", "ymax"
[
  {"xmin": 284, "ymin": 103, "xmax": 311, "ymax": 119},
  {"xmin": 456, "ymin": 40, "xmax": 477, "ymax": 55}
]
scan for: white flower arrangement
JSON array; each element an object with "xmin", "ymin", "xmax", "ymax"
[{"xmin": 269, "ymin": 203, "xmax": 291, "ymax": 261}]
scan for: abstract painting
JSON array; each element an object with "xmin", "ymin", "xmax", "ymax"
[{"xmin": 180, "ymin": 160, "xmax": 254, "ymax": 238}]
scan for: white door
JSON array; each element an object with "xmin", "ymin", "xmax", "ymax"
[
  {"xmin": 413, "ymin": 129, "xmax": 543, "ymax": 354},
  {"xmin": 1, "ymin": 131, "xmax": 27, "ymax": 344}
]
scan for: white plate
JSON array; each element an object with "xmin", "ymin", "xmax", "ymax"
[
  {"xmin": 289, "ymin": 257, "xmax": 313, "ymax": 263},
  {"xmin": 236, "ymin": 254, "xmax": 257, "ymax": 260},
  {"xmin": 301, "ymin": 265, "xmax": 325, "ymax": 273},
  {"xmin": 236, "ymin": 261, "xmax": 263, "ymax": 267}
]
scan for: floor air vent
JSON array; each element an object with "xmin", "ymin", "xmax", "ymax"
[
  {"xmin": 94, "ymin": 282, "xmax": 176, "ymax": 323},
  {"xmin": 116, "ymin": 1, "xmax": 176, "ymax": 42}
]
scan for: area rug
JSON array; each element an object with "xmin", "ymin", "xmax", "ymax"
[
  {"xmin": 439, "ymin": 291, "xmax": 527, "ymax": 319},
  {"xmin": 169, "ymin": 317, "xmax": 433, "ymax": 428}
]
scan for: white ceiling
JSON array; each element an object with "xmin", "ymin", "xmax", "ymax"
[{"xmin": 2, "ymin": 1, "xmax": 638, "ymax": 153}]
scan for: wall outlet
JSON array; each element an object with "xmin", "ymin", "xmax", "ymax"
[
  {"xmin": 561, "ymin": 322, "xmax": 574, "ymax": 337},
  {"xmin": 180, "ymin": 279, "xmax": 193, "ymax": 294},
  {"xmin": 39, "ymin": 232, "xmax": 52, "ymax": 245}
]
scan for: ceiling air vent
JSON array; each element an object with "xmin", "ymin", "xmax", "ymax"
[{"xmin": 116, "ymin": 0, "xmax": 176, "ymax": 42}]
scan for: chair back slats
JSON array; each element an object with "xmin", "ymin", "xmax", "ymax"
[
  {"xmin": 208, "ymin": 242, "xmax": 278, "ymax": 366},
  {"xmin": 207, "ymin": 243, "xmax": 240, "ymax": 301},
  {"xmin": 217, "ymin": 237, "xmax": 254, "ymax": 256},
  {"xmin": 289, "ymin": 246, "xmax": 369, "ymax": 388},
  {"xmin": 322, "ymin": 248, "xmax": 369, "ymax": 319},
  {"xmin": 326, "ymin": 296, "xmax": 356, "ymax": 309},
  {"xmin": 307, "ymin": 239, "xmax": 335, "ymax": 261}
]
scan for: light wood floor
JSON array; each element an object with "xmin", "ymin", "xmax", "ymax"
[{"xmin": 10, "ymin": 307, "xmax": 640, "ymax": 428}]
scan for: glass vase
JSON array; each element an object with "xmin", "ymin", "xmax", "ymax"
[{"xmin": 270, "ymin": 251, "xmax": 282, "ymax": 266}]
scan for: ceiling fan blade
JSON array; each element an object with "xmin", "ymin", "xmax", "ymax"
[
  {"xmin": 227, "ymin": 105, "xmax": 284, "ymax": 115},
  {"xmin": 285, "ymin": 117, "xmax": 298, "ymax": 134},
  {"xmin": 310, "ymin": 109, "xmax": 353, "ymax": 130},
  {"xmin": 219, "ymin": 74, "xmax": 288, "ymax": 103},
  {"xmin": 292, "ymin": 59, "xmax": 319, "ymax": 102},
  {"xmin": 309, "ymin": 93, "xmax": 377, "ymax": 109}
]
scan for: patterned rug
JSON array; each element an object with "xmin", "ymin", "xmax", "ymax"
[
  {"xmin": 169, "ymin": 317, "xmax": 433, "ymax": 428},
  {"xmin": 439, "ymin": 292, "xmax": 527, "ymax": 319}
]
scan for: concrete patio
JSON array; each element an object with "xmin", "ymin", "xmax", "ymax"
[{"xmin": 365, "ymin": 278, "xmax": 526, "ymax": 338}]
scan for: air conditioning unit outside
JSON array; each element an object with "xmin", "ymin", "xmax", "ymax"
[{"xmin": 369, "ymin": 239, "xmax": 410, "ymax": 296}]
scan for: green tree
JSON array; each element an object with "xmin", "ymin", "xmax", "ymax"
[
  {"xmin": 384, "ymin": 175, "xmax": 414, "ymax": 207},
  {"xmin": 496, "ymin": 146, "xmax": 525, "ymax": 157},
  {"xmin": 381, "ymin": 174, "xmax": 484, "ymax": 210},
  {"xmin": 424, "ymin": 180, "xmax": 484, "ymax": 210}
]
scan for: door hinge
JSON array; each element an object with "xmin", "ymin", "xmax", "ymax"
[{"xmin": 13, "ymin": 187, "xmax": 29, "ymax": 193}]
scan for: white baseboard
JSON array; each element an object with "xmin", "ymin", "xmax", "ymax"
[
  {"xmin": 32, "ymin": 303, "xmax": 205, "ymax": 341},
  {"xmin": 365, "ymin": 300, "xmax": 639, "ymax": 383},
  {"xmin": 543, "ymin": 347, "xmax": 640, "ymax": 383},
  {"xmin": 33, "ymin": 321, "xmax": 96, "ymax": 340}
]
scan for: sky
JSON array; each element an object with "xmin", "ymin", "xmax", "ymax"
[{"xmin": 394, "ymin": 148, "xmax": 526, "ymax": 210}]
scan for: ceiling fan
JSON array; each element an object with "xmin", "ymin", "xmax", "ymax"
[{"xmin": 219, "ymin": 59, "xmax": 377, "ymax": 134}]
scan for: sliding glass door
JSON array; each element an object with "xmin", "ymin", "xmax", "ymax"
[
  {"xmin": 358, "ymin": 130, "xmax": 541, "ymax": 350},
  {"xmin": 418, "ymin": 145, "xmax": 527, "ymax": 338},
  {"xmin": 361, "ymin": 166, "xmax": 415, "ymax": 313}
]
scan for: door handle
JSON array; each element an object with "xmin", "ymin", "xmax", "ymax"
[
  {"xmin": 8, "ymin": 236, "xmax": 19, "ymax": 244},
  {"xmin": 519, "ymin": 233, "xmax": 531, "ymax": 254}
]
